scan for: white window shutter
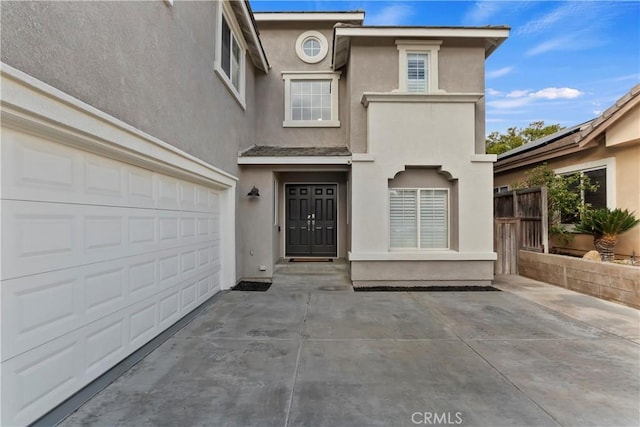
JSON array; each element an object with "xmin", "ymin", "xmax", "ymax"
[
  {"xmin": 407, "ymin": 53, "xmax": 428, "ymax": 93},
  {"xmin": 389, "ymin": 189, "xmax": 418, "ymax": 248},
  {"xmin": 419, "ymin": 189, "xmax": 448, "ymax": 248}
]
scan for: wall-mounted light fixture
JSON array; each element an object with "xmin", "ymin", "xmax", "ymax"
[{"xmin": 247, "ymin": 186, "xmax": 260, "ymax": 197}]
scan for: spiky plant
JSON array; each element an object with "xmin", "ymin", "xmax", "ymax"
[{"xmin": 575, "ymin": 208, "xmax": 640, "ymax": 261}]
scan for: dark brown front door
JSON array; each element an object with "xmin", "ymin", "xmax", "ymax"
[{"xmin": 286, "ymin": 184, "xmax": 337, "ymax": 257}]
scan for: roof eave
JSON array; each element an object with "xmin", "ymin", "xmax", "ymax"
[
  {"xmin": 576, "ymin": 87, "xmax": 640, "ymax": 148},
  {"xmin": 230, "ymin": 1, "xmax": 270, "ymax": 72},
  {"xmin": 254, "ymin": 11, "xmax": 366, "ymax": 23},
  {"xmin": 494, "ymin": 136, "xmax": 601, "ymax": 174},
  {"xmin": 332, "ymin": 26, "xmax": 510, "ymax": 69}
]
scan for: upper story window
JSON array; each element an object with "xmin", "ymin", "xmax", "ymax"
[
  {"xmin": 396, "ymin": 41, "xmax": 442, "ymax": 93},
  {"xmin": 215, "ymin": 2, "xmax": 246, "ymax": 108},
  {"xmin": 295, "ymin": 31, "xmax": 329, "ymax": 64},
  {"xmin": 282, "ymin": 72, "xmax": 340, "ymax": 127}
]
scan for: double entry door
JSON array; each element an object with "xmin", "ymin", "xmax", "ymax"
[{"xmin": 285, "ymin": 184, "xmax": 337, "ymax": 257}]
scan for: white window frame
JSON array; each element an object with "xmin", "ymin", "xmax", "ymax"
[
  {"xmin": 555, "ymin": 158, "xmax": 616, "ymax": 209},
  {"xmin": 282, "ymin": 71, "xmax": 341, "ymax": 128},
  {"xmin": 295, "ymin": 30, "xmax": 329, "ymax": 64},
  {"xmin": 214, "ymin": 1, "xmax": 246, "ymax": 109},
  {"xmin": 389, "ymin": 188, "xmax": 450, "ymax": 250},
  {"xmin": 396, "ymin": 40, "xmax": 442, "ymax": 93},
  {"xmin": 273, "ymin": 178, "xmax": 279, "ymax": 226},
  {"xmin": 494, "ymin": 185, "xmax": 510, "ymax": 194}
]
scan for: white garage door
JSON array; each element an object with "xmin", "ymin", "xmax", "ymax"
[{"xmin": 1, "ymin": 127, "xmax": 225, "ymax": 425}]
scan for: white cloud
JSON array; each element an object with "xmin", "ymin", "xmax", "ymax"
[
  {"xmin": 486, "ymin": 88, "xmax": 502, "ymax": 96},
  {"xmin": 525, "ymin": 36, "xmax": 573, "ymax": 56},
  {"xmin": 463, "ymin": 1, "xmax": 503, "ymax": 25},
  {"xmin": 366, "ymin": 4, "xmax": 413, "ymax": 26},
  {"xmin": 530, "ymin": 87, "xmax": 582, "ymax": 100},
  {"xmin": 519, "ymin": 2, "xmax": 626, "ymax": 56},
  {"xmin": 506, "ymin": 89, "xmax": 530, "ymax": 98},
  {"xmin": 517, "ymin": 2, "xmax": 580, "ymax": 35},
  {"xmin": 486, "ymin": 67, "xmax": 513, "ymax": 79},
  {"xmin": 488, "ymin": 87, "xmax": 583, "ymax": 109}
]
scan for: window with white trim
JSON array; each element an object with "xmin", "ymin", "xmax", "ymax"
[
  {"xmin": 554, "ymin": 158, "xmax": 615, "ymax": 225},
  {"xmin": 396, "ymin": 41, "xmax": 442, "ymax": 93},
  {"xmin": 561, "ymin": 168, "xmax": 608, "ymax": 224},
  {"xmin": 282, "ymin": 72, "xmax": 340, "ymax": 127},
  {"xmin": 215, "ymin": 3, "xmax": 245, "ymax": 106},
  {"xmin": 295, "ymin": 31, "xmax": 329, "ymax": 64},
  {"xmin": 389, "ymin": 189, "xmax": 449, "ymax": 249}
]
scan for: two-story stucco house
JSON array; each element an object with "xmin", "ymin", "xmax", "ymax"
[
  {"xmin": 240, "ymin": 12, "xmax": 508, "ymax": 287},
  {"xmin": 0, "ymin": 1, "xmax": 508, "ymax": 424}
]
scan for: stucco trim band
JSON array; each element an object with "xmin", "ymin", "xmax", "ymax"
[
  {"xmin": 361, "ymin": 92, "xmax": 483, "ymax": 107},
  {"xmin": 348, "ymin": 251, "xmax": 497, "ymax": 261}
]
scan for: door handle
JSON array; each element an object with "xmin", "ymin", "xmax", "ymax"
[
  {"xmin": 307, "ymin": 214, "xmax": 311, "ymax": 230},
  {"xmin": 311, "ymin": 213, "xmax": 315, "ymax": 230}
]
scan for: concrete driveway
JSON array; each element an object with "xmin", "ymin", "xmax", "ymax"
[{"xmin": 61, "ymin": 262, "xmax": 640, "ymax": 427}]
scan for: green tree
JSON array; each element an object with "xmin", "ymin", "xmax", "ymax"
[
  {"xmin": 486, "ymin": 121, "xmax": 563, "ymax": 155},
  {"xmin": 511, "ymin": 163, "xmax": 597, "ymax": 247}
]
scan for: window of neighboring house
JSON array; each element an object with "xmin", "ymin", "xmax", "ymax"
[
  {"xmin": 282, "ymin": 72, "xmax": 340, "ymax": 127},
  {"xmin": 562, "ymin": 168, "xmax": 608, "ymax": 224},
  {"xmin": 215, "ymin": 4, "xmax": 245, "ymax": 107},
  {"xmin": 396, "ymin": 41, "xmax": 442, "ymax": 93},
  {"xmin": 494, "ymin": 185, "xmax": 510, "ymax": 194},
  {"xmin": 389, "ymin": 189, "xmax": 449, "ymax": 249}
]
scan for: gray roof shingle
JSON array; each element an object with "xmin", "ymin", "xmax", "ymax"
[{"xmin": 240, "ymin": 146, "xmax": 351, "ymax": 157}]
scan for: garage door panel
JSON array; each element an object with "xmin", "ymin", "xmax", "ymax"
[
  {"xmin": 84, "ymin": 319, "xmax": 126, "ymax": 374},
  {"xmin": 2, "ymin": 268, "xmax": 220, "ymax": 426},
  {"xmin": 2, "ymin": 201, "xmax": 219, "ymax": 280},
  {"xmin": 2, "ymin": 128, "xmax": 220, "ymax": 214},
  {"xmin": 2, "ymin": 244, "xmax": 220, "ymax": 361},
  {"xmin": 2, "ymin": 334, "xmax": 83, "ymax": 427},
  {"xmin": 129, "ymin": 303, "xmax": 157, "ymax": 349}
]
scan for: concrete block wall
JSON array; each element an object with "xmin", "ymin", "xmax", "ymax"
[{"xmin": 519, "ymin": 250, "xmax": 640, "ymax": 308}]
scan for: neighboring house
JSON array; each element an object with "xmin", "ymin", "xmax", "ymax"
[
  {"xmin": 494, "ymin": 84, "xmax": 640, "ymax": 257},
  {"xmin": 0, "ymin": 1, "xmax": 508, "ymax": 425}
]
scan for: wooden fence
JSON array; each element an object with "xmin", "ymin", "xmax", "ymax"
[{"xmin": 494, "ymin": 187, "xmax": 548, "ymax": 274}]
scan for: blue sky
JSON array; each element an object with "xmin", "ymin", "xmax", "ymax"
[{"xmin": 251, "ymin": 0, "xmax": 640, "ymax": 136}]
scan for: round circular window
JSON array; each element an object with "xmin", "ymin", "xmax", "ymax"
[
  {"xmin": 295, "ymin": 31, "xmax": 328, "ymax": 64},
  {"xmin": 303, "ymin": 37, "xmax": 321, "ymax": 57}
]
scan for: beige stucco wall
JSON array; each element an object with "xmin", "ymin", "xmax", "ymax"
[
  {"xmin": 348, "ymin": 40, "xmax": 487, "ymax": 154},
  {"xmin": 607, "ymin": 107, "xmax": 640, "ymax": 147},
  {"xmin": 254, "ymin": 22, "xmax": 348, "ymax": 148},
  {"xmin": 494, "ymin": 139, "xmax": 640, "ymax": 257},
  {"xmin": 350, "ymin": 97, "xmax": 496, "ymax": 283},
  {"xmin": 1, "ymin": 0, "xmax": 258, "ymax": 177},
  {"xmin": 352, "ymin": 261, "xmax": 494, "ymax": 286},
  {"xmin": 348, "ymin": 39, "xmax": 399, "ymax": 153}
]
